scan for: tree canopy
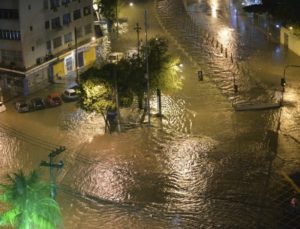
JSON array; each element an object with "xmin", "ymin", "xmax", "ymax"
[
  {"xmin": 0, "ymin": 170, "xmax": 62, "ymax": 229},
  {"xmin": 79, "ymin": 37, "xmax": 183, "ymax": 113}
]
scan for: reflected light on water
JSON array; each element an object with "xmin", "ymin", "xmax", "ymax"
[
  {"xmin": 217, "ymin": 27, "xmax": 234, "ymax": 47},
  {"xmin": 165, "ymin": 137, "xmax": 218, "ymax": 196},
  {"xmin": 211, "ymin": 0, "xmax": 218, "ymax": 18}
]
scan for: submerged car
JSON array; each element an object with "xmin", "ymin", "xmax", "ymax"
[
  {"xmin": 0, "ymin": 102, "xmax": 6, "ymax": 113},
  {"xmin": 31, "ymin": 97, "xmax": 46, "ymax": 110},
  {"xmin": 15, "ymin": 100, "xmax": 31, "ymax": 113},
  {"xmin": 61, "ymin": 89, "xmax": 79, "ymax": 102},
  {"xmin": 46, "ymin": 92, "xmax": 62, "ymax": 107}
]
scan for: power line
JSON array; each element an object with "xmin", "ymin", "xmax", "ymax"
[{"xmin": 0, "ymin": 122, "xmax": 61, "ymax": 150}]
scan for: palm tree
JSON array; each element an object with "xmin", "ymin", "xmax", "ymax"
[{"xmin": 0, "ymin": 170, "xmax": 61, "ymax": 229}]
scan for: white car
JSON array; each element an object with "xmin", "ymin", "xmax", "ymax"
[
  {"xmin": 0, "ymin": 101, "xmax": 6, "ymax": 112},
  {"xmin": 61, "ymin": 89, "xmax": 79, "ymax": 102}
]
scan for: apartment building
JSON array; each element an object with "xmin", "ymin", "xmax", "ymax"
[{"xmin": 0, "ymin": 0, "xmax": 98, "ymax": 100}]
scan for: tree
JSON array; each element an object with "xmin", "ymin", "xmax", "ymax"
[
  {"xmin": 146, "ymin": 37, "xmax": 183, "ymax": 93},
  {"xmin": 79, "ymin": 36, "xmax": 182, "ymax": 112},
  {"xmin": 96, "ymin": 0, "xmax": 126, "ymax": 26},
  {"xmin": 0, "ymin": 170, "xmax": 61, "ymax": 229}
]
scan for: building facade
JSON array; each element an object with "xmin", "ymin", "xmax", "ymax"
[
  {"xmin": 0, "ymin": 0, "xmax": 98, "ymax": 100},
  {"xmin": 280, "ymin": 27, "xmax": 300, "ymax": 56}
]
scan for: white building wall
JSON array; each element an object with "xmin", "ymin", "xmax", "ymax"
[
  {"xmin": 280, "ymin": 27, "xmax": 300, "ymax": 56},
  {"xmin": 0, "ymin": 0, "xmax": 96, "ymax": 99},
  {"xmin": 0, "ymin": 0, "xmax": 22, "ymax": 67}
]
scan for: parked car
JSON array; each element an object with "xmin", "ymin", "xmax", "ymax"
[
  {"xmin": 61, "ymin": 89, "xmax": 79, "ymax": 102},
  {"xmin": 46, "ymin": 92, "xmax": 62, "ymax": 107},
  {"xmin": 0, "ymin": 102, "xmax": 6, "ymax": 113},
  {"xmin": 31, "ymin": 97, "xmax": 46, "ymax": 110},
  {"xmin": 15, "ymin": 100, "xmax": 31, "ymax": 113}
]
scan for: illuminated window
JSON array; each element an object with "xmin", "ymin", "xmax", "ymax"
[{"xmin": 0, "ymin": 30, "xmax": 21, "ymax": 40}]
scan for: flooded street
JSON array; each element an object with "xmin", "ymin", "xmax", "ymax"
[{"xmin": 1, "ymin": 0, "xmax": 300, "ymax": 228}]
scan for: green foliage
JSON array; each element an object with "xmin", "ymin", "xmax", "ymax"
[
  {"xmin": 79, "ymin": 72, "xmax": 115, "ymax": 113},
  {"xmin": 146, "ymin": 37, "xmax": 183, "ymax": 92},
  {"xmin": 79, "ymin": 36, "xmax": 183, "ymax": 113},
  {"xmin": 0, "ymin": 170, "xmax": 61, "ymax": 229}
]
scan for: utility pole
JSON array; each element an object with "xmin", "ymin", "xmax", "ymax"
[
  {"xmin": 156, "ymin": 88, "xmax": 162, "ymax": 117},
  {"xmin": 74, "ymin": 27, "xmax": 79, "ymax": 84},
  {"xmin": 134, "ymin": 23, "xmax": 142, "ymax": 56},
  {"xmin": 40, "ymin": 146, "xmax": 65, "ymax": 199},
  {"xmin": 144, "ymin": 9, "xmax": 150, "ymax": 127}
]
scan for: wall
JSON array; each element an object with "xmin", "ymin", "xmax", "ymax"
[{"xmin": 280, "ymin": 27, "xmax": 300, "ymax": 56}]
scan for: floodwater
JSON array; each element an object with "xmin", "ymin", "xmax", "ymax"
[{"xmin": 1, "ymin": 0, "xmax": 300, "ymax": 228}]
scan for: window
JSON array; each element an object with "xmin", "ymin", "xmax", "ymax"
[
  {"xmin": 0, "ymin": 30, "xmax": 21, "ymax": 40},
  {"xmin": 65, "ymin": 57, "xmax": 73, "ymax": 71},
  {"xmin": 1, "ymin": 50, "xmax": 22, "ymax": 63},
  {"xmin": 73, "ymin": 9, "xmax": 81, "ymax": 20},
  {"xmin": 53, "ymin": 36, "xmax": 62, "ymax": 48},
  {"xmin": 30, "ymin": 26, "xmax": 33, "ymax": 31},
  {"xmin": 76, "ymin": 27, "xmax": 82, "ymax": 38},
  {"xmin": 32, "ymin": 46, "xmax": 35, "ymax": 51},
  {"xmin": 45, "ymin": 21, "xmax": 50, "ymax": 29},
  {"xmin": 62, "ymin": 0, "xmax": 70, "ymax": 5},
  {"xmin": 43, "ymin": 0, "xmax": 49, "ymax": 9},
  {"xmin": 83, "ymin": 6, "xmax": 91, "ymax": 16},
  {"xmin": 63, "ymin": 13, "xmax": 71, "ymax": 25},
  {"xmin": 50, "ymin": 0, "xmax": 60, "ymax": 9},
  {"xmin": 64, "ymin": 32, "xmax": 73, "ymax": 43},
  {"xmin": 84, "ymin": 24, "xmax": 92, "ymax": 35},
  {"xmin": 0, "ymin": 9, "xmax": 19, "ymax": 19},
  {"xmin": 51, "ymin": 17, "xmax": 61, "ymax": 29}
]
